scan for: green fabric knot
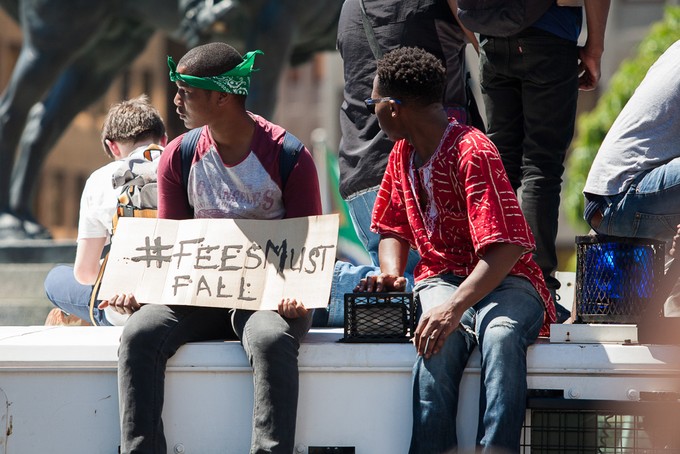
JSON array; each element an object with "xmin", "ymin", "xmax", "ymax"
[{"xmin": 168, "ymin": 50, "xmax": 263, "ymax": 95}]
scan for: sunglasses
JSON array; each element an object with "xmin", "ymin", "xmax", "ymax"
[{"xmin": 364, "ymin": 97, "xmax": 402, "ymax": 114}]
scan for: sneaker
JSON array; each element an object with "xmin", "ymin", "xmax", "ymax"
[{"xmin": 44, "ymin": 308, "xmax": 91, "ymax": 326}]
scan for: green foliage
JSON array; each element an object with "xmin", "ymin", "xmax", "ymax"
[{"xmin": 563, "ymin": 6, "xmax": 680, "ymax": 231}]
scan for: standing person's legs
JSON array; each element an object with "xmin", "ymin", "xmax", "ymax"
[
  {"xmin": 517, "ymin": 33, "xmax": 579, "ymax": 293},
  {"xmin": 118, "ymin": 304, "xmax": 232, "ymax": 454},
  {"xmin": 324, "ymin": 188, "xmax": 420, "ymax": 327},
  {"xmin": 474, "ymin": 276, "xmax": 545, "ymax": 452},
  {"xmin": 409, "ymin": 274, "xmax": 476, "ymax": 454},
  {"xmin": 232, "ymin": 309, "xmax": 312, "ymax": 454},
  {"xmin": 44, "ymin": 264, "xmax": 110, "ymax": 325},
  {"xmin": 480, "ymin": 36, "xmax": 524, "ymax": 193},
  {"xmin": 481, "ymin": 32, "xmax": 579, "ymax": 293}
]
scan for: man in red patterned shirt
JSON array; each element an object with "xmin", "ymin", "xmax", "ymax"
[{"xmin": 358, "ymin": 47, "xmax": 556, "ymax": 453}]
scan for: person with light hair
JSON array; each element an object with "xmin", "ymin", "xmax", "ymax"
[{"xmin": 44, "ymin": 95, "xmax": 167, "ymax": 326}]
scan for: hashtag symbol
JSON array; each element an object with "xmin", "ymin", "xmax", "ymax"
[{"xmin": 131, "ymin": 236, "xmax": 174, "ymax": 268}]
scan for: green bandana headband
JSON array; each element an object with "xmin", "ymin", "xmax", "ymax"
[{"xmin": 167, "ymin": 50, "xmax": 263, "ymax": 95}]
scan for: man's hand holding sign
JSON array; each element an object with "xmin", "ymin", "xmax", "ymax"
[{"xmin": 98, "ymin": 214, "xmax": 339, "ymax": 317}]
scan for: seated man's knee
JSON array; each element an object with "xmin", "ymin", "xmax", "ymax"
[
  {"xmin": 44, "ymin": 265, "xmax": 71, "ymax": 299},
  {"xmin": 250, "ymin": 329, "xmax": 296, "ymax": 358},
  {"xmin": 239, "ymin": 309, "xmax": 304, "ymax": 356},
  {"xmin": 482, "ymin": 317, "xmax": 522, "ymax": 344},
  {"xmin": 119, "ymin": 307, "xmax": 169, "ymax": 359}
]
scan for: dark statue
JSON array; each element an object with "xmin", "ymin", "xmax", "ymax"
[{"xmin": 0, "ymin": 0, "xmax": 342, "ymax": 239}]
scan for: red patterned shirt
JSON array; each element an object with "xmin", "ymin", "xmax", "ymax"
[{"xmin": 371, "ymin": 121, "xmax": 556, "ymax": 335}]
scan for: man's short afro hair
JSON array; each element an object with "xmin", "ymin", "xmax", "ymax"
[
  {"xmin": 376, "ymin": 46, "xmax": 446, "ymax": 107},
  {"xmin": 178, "ymin": 42, "xmax": 244, "ymax": 78}
]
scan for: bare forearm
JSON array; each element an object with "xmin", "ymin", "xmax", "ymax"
[
  {"xmin": 378, "ymin": 235, "xmax": 410, "ymax": 276},
  {"xmin": 584, "ymin": 0, "xmax": 610, "ymax": 56},
  {"xmin": 445, "ymin": 242, "xmax": 525, "ymax": 316},
  {"xmin": 447, "ymin": 0, "xmax": 480, "ymax": 53},
  {"xmin": 578, "ymin": 0, "xmax": 610, "ymax": 90},
  {"xmin": 73, "ymin": 237, "xmax": 107, "ymax": 285},
  {"xmin": 355, "ymin": 235, "xmax": 410, "ymax": 293}
]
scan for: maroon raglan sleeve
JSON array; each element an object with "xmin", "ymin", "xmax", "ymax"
[{"xmin": 281, "ymin": 146, "xmax": 323, "ymax": 218}]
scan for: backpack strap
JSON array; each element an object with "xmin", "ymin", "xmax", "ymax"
[
  {"xmin": 280, "ymin": 131, "xmax": 303, "ymax": 189},
  {"xmin": 178, "ymin": 127, "xmax": 203, "ymax": 216},
  {"xmin": 88, "ymin": 253, "xmax": 109, "ymax": 326},
  {"xmin": 111, "ymin": 143, "xmax": 163, "ymax": 231},
  {"xmin": 142, "ymin": 143, "xmax": 162, "ymax": 161},
  {"xmin": 181, "ymin": 127, "xmax": 203, "ymax": 191}
]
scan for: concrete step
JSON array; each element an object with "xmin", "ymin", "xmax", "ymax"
[
  {"xmin": 0, "ymin": 239, "xmax": 76, "ymax": 263},
  {"xmin": 0, "ymin": 239, "xmax": 77, "ymax": 326},
  {"xmin": 0, "ymin": 263, "xmax": 55, "ymax": 326},
  {"xmin": 0, "ymin": 300, "xmax": 52, "ymax": 326},
  {"xmin": 0, "ymin": 263, "xmax": 54, "ymax": 298}
]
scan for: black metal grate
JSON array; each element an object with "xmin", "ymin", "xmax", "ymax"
[
  {"xmin": 521, "ymin": 398, "xmax": 680, "ymax": 453},
  {"xmin": 575, "ymin": 235, "xmax": 665, "ymax": 324},
  {"xmin": 341, "ymin": 292, "xmax": 415, "ymax": 343}
]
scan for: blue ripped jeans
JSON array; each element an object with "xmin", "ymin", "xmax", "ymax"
[
  {"xmin": 409, "ymin": 274, "xmax": 545, "ymax": 454},
  {"xmin": 325, "ymin": 188, "xmax": 420, "ymax": 326},
  {"xmin": 586, "ymin": 156, "xmax": 680, "ymax": 248}
]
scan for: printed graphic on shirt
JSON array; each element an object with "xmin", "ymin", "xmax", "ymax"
[{"xmin": 188, "ymin": 147, "xmax": 285, "ymax": 220}]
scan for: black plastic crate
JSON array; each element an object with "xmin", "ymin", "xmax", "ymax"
[
  {"xmin": 341, "ymin": 292, "xmax": 416, "ymax": 343},
  {"xmin": 575, "ymin": 235, "xmax": 665, "ymax": 324}
]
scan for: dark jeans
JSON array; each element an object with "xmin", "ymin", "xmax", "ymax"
[
  {"xmin": 480, "ymin": 29, "xmax": 579, "ymax": 291},
  {"xmin": 118, "ymin": 304, "xmax": 312, "ymax": 454}
]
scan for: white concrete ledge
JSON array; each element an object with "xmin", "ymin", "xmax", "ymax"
[
  {"xmin": 0, "ymin": 326, "xmax": 678, "ymax": 454},
  {"xmin": 1, "ymin": 326, "xmax": 678, "ymax": 373}
]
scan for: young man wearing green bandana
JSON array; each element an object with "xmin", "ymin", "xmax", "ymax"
[{"xmin": 106, "ymin": 42, "xmax": 322, "ymax": 454}]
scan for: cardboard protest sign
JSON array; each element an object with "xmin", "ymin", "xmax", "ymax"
[{"xmin": 98, "ymin": 214, "xmax": 339, "ymax": 310}]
